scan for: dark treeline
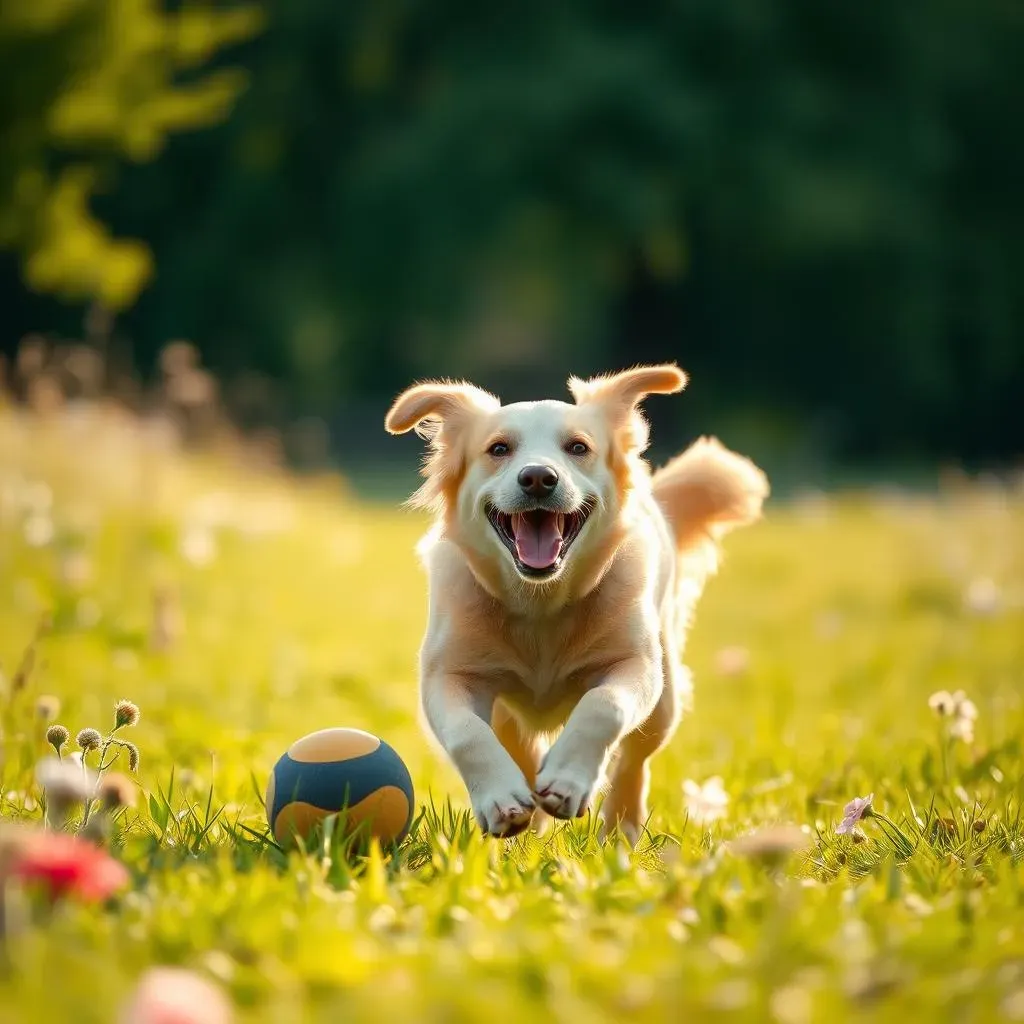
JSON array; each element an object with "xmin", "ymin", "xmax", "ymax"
[{"xmin": 2, "ymin": 0, "xmax": 1022, "ymax": 469}]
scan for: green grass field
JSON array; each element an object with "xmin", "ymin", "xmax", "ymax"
[{"xmin": 1, "ymin": 405, "xmax": 1023, "ymax": 1023}]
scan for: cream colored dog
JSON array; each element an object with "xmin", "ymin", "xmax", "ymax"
[{"xmin": 385, "ymin": 364, "xmax": 767, "ymax": 843}]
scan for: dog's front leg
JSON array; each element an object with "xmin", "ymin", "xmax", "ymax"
[
  {"xmin": 533, "ymin": 652, "xmax": 660, "ymax": 823},
  {"xmin": 422, "ymin": 674, "xmax": 536, "ymax": 838}
]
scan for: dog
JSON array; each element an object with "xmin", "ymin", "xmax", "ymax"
[{"xmin": 385, "ymin": 364, "xmax": 768, "ymax": 843}]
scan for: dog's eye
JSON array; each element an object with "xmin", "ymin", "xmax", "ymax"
[
  {"xmin": 566, "ymin": 440, "xmax": 590, "ymax": 457},
  {"xmin": 488, "ymin": 441, "xmax": 511, "ymax": 457}
]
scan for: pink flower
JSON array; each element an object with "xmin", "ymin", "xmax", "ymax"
[
  {"xmin": 6, "ymin": 829, "xmax": 129, "ymax": 901},
  {"xmin": 836, "ymin": 794, "xmax": 874, "ymax": 835},
  {"xmin": 119, "ymin": 968, "xmax": 234, "ymax": 1024}
]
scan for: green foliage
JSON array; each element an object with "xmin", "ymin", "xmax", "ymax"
[
  {"xmin": 80, "ymin": 0, "xmax": 1020, "ymax": 462},
  {"xmin": 0, "ymin": 407, "xmax": 1023, "ymax": 1020},
  {"xmin": 3, "ymin": 3, "xmax": 1024, "ymax": 458},
  {"xmin": 0, "ymin": 0, "xmax": 261, "ymax": 310},
  {"xmin": 3, "ymin": 2, "xmax": 1024, "ymax": 458}
]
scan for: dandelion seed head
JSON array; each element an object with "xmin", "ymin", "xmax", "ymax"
[
  {"xmin": 114, "ymin": 699, "xmax": 141, "ymax": 729},
  {"xmin": 45, "ymin": 724, "xmax": 70, "ymax": 751},
  {"xmin": 76, "ymin": 728, "xmax": 102, "ymax": 752}
]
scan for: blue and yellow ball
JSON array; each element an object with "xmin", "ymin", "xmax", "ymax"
[{"xmin": 265, "ymin": 728, "xmax": 414, "ymax": 848}]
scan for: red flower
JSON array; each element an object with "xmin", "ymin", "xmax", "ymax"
[{"xmin": 7, "ymin": 830, "xmax": 129, "ymax": 901}]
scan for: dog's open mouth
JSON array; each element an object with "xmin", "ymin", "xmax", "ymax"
[{"xmin": 486, "ymin": 505, "xmax": 592, "ymax": 578}]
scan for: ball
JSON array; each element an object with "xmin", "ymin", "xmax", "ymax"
[{"xmin": 265, "ymin": 727, "xmax": 414, "ymax": 848}]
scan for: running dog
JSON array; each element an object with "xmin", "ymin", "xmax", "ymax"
[{"xmin": 385, "ymin": 364, "xmax": 768, "ymax": 842}]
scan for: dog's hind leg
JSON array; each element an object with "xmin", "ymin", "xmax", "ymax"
[{"xmin": 599, "ymin": 661, "xmax": 687, "ymax": 845}]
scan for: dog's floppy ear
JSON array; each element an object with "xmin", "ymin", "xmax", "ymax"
[
  {"xmin": 568, "ymin": 363, "xmax": 687, "ymax": 452},
  {"xmin": 568, "ymin": 364, "xmax": 687, "ymax": 415},
  {"xmin": 385, "ymin": 380, "xmax": 500, "ymax": 511},
  {"xmin": 385, "ymin": 381, "xmax": 500, "ymax": 439}
]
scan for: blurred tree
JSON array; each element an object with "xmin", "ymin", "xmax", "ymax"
[
  {"xmin": 0, "ymin": 0, "xmax": 261, "ymax": 310},
  {"xmin": 2, "ymin": 0, "xmax": 1022, "ymax": 465}
]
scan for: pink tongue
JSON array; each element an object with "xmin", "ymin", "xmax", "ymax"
[{"xmin": 512, "ymin": 512, "xmax": 563, "ymax": 569}]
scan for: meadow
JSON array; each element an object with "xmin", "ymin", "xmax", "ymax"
[{"xmin": 0, "ymin": 399, "xmax": 1022, "ymax": 1023}]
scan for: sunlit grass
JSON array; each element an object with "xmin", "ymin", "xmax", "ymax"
[{"xmin": 1, "ymin": 403, "xmax": 1023, "ymax": 1022}]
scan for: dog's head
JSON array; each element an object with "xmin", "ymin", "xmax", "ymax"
[{"xmin": 385, "ymin": 364, "xmax": 687, "ymax": 587}]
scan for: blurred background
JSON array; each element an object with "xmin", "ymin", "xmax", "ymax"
[{"xmin": 2, "ymin": 0, "xmax": 1022, "ymax": 496}]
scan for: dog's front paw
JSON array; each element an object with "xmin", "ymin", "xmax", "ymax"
[
  {"xmin": 469, "ymin": 777, "xmax": 535, "ymax": 838},
  {"xmin": 533, "ymin": 762, "xmax": 600, "ymax": 820}
]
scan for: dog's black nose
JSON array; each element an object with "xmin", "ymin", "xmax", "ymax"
[{"xmin": 517, "ymin": 464, "xmax": 559, "ymax": 498}]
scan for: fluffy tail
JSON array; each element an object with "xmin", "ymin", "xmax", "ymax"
[
  {"xmin": 652, "ymin": 436, "xmax": 768, "ymax": 630},
  {"xmin": 652, "ymin": 436, "xmax": 769, "ymax": 555},
  {"xmin": 652, "ymin": 437, "xmax": 768, "ymax": 700}
]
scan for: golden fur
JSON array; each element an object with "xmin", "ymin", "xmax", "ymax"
[{"xmin": 385, "ymin": 364, "xmax": 768, "ymax": 842}]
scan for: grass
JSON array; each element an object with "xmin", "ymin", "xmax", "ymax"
[{"xmin": 1, "ymin": 402, "xmax": 1023, "ymax": 1023}]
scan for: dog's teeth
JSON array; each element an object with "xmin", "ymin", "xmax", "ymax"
[{"xmin": 556, "ymin": 514, "xmax": 565, "ymax": 533}]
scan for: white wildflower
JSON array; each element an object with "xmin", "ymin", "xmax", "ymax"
[
  {"xmin": 949, "ymin": 716, "xmax": 975, "ymax": 744},
  {"xmin": 683, "ymin": 776, "xmax": 730, "ymax": 825},
  {"xmin": 929, "ymin": 689, "xmax": 978, "ymax": 744},
  {"xmin": 950, "ymin": 691, "xmax": 977, "ymax": 721}
]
